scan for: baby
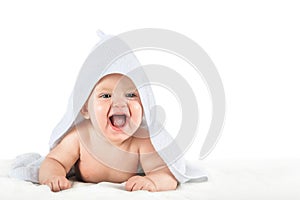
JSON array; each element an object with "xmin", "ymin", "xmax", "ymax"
[{"xmin": 38, "ymin": 73, "xmax": 178, "ymax": 192}]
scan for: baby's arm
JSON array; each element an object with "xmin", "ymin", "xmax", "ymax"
[
  {"xmin": 125, "ymin": 138, "xmax": 178, "ymax": 192},
  {"xmin": 39, "ymin": 129, "xmax": 80, "ymax": 192}
]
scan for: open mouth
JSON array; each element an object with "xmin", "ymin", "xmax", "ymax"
[{"xmin": 109, "ymin": 114, "xmax": 127, "ymax": 128}]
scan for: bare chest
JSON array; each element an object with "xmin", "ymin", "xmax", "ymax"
[{"xmin": 76, "ymin": 143, "xmax": 139, "ymax": 183}]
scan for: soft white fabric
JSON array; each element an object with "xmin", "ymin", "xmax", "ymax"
[
  {"xmin": 2, "ymin": 159, "xmax": 300, "ymax": 200},
  {"xmin": 9, "ymin": 153, "xmax": 43, "ymax": 183}
]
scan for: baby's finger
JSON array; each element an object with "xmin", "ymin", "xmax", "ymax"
[
  {"xmin": 51, "ymin": 179, "xmax": 61, "ymax": 192},
  {"xmin": 58, "ymin": 179, "xmax": 71, "ymax": 190},
  {"xmin": 131, "ymin": 181, "xmax": 144, "ymax": 191},
  {"xmin": 125, "ymin": 180, "xmax": 135, "ymax": 191},
  {"xmin": 142, "ymin": 183, "xmax": 156, "ymax": 192},
  {"xmin": 46, "ymin": 182, "xmax": 52, "ymax": 191},
  {"xmin": 143, "ymin": 177, "xmax": 157, "ymax": 192},
  {"xmin": 141, "ymin": 183, "xmax": 151, "ymax": 191},
  {"xmin": 125, "ymin": 177, "xmax": 139, "ymax": 191}
]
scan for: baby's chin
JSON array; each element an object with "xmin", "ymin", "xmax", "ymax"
[{"xmin": 104, "ymin": 122, "xmax": 141, "ymax": 143}]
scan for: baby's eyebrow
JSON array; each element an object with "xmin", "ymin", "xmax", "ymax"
[
  {"xmin": 126, "ymin": 87, "xmax": 138, "ymax": 91},
  {"xmin": 95, "ymin": 86, "xmax": 112, "ymax": 92}
]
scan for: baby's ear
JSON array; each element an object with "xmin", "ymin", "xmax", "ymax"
[{"xmin": 80, "ymin": 103, "xmax": 90, "ymax": 119}]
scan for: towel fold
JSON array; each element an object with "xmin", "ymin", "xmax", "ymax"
[{"xmin": 9, "ymin": 153, "xmax": 43, "ymax": 183}]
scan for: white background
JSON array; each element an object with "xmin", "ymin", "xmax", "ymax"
[{"xmin": 0, "ymin": 0, "xmax": 299, "ymax": 160}]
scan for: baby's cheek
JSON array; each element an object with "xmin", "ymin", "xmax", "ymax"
[
  {"xmin": 95, "ymin": 104, "xmax": 107, "ymax": 114},
  {"xmin": 130, "ymin": 102, "xmax": 143, "ymax": 123},
  {"xmin": 93, "ymin": 104, "xmax": 110, "ymax": 124}
]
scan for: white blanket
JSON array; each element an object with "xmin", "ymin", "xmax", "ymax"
[{"xmin": 1, "ymin": 159, "xmax": 299, "ymax": 200}]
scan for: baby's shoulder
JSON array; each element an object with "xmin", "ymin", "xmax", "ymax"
[
  {"xmin": 64, "ymin": 120, "xmax": 90, "ymax": 140},
  {"xmin": 58, "ymin": 126, "xmax": 80, "ymax": 145},
  {"xmin": 132, "ymin": 129, "xmax": 156, "ymax": 154}
]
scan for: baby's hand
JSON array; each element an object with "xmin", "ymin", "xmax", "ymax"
[
  {"xmin": 125, "ymin": 175, "xmax": 157, "ymax": 192},
  {"xmin": 41, "ymin": 175, "xmax": 72, "ymax": 192}
]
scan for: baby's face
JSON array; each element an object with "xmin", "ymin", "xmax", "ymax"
[{"xmin": 83, "ymin": 73, "xmax": 143, "ymax": 144}]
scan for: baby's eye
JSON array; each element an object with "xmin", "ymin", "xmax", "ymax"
[
  {"xmin": 99, "ymin": 94, "xmax": 111, "ymax": 98},
  {"xmin": 125, "ymin": 93, "xmax": 137, "ymax": 98}
]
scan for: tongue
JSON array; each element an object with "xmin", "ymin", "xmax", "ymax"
[{"xmin": 111, "ymin": 115, "xmax": 126, "ymax": 127}]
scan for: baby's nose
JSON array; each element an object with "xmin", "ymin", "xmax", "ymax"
[{"xmin": 112, "ymin": 96, "xmax": 127, "ymax": 108}]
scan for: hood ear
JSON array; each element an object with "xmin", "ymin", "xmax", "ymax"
[{"xmin": 80, "ymin": 102, "xmax": 90, "ymax": 119}]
